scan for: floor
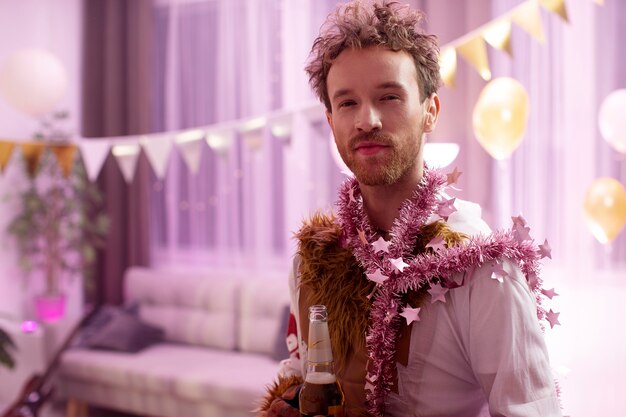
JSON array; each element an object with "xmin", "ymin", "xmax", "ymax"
[{"xmin": 43, "ymin": 401, "xmax": 141, "ymax": 417}]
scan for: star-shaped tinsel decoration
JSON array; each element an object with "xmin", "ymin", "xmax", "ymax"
[
  {"xmin": 437, "ymin": 198, "xmax": 457, "ymax": 219},
  {"xmin": 364, "ymin": 372, "xmax": 377, "ymax": 393},
  {"xmin": 428, "ymin": 282, "xmax": 448, "ymax": 303},
  {"xmin": 545, "ymin": 309, "xmax": 561, "ymax": 328},
  {"xmin": 490, "ymin": 262, "xmax": 508, "ymax": 283},
  {"xmin": 446, "ymin": 167, "xmax": 462, "ymax": 185},
  {"xmin": 385, "ymin": 303, "xmax": 398, "ymax": 322},
  {"xmin": 425, "ymin": 235, "xmax": 446, "ymax": 252},
  {"xmin": 541, "ymin": 288, "xmax": 559, "ymax": 299},
  {"xmin": 357, "ymin": 229, "xmax": 368, "ymax": 245},
  {"xmin": 372, "ymin": 236, "xmax": 391, "ymax": 253},
  {"xmin": 511, "ymin": 214, "xmax": 527, "ymax": 228},
  {"xmin": 390, "ymin": 257, "xmax": 409, "ymax": 272},
  {"xmin": 366, "ymin": 269, "xmax": 389, "ymax": 285},
  {"xmin": 349, "ymin": 186, "xmax": 357, "ymax": 203},
  {"xmin": 513, "ymin": 222, "xmax": 532, "ymax": 243},
  {"xmin": 538, "ymin": 239, "xmax": 552, "ymax": 259},
  {"xmin": 527, "ymin": 272, "xmax": 539, "ymax": 288},
  {"xmin": 400, "ymin": 306, "xmax": 421, "ymax": 324}
]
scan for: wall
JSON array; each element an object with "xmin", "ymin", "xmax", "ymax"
[{"xmin": 0, "ymin": 0, "xmax": 82, "ymax": 321}]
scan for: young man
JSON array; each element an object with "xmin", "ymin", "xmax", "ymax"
[{"xmin": 260, "ymin": 1, "xmax": 561, "ymax": 416}]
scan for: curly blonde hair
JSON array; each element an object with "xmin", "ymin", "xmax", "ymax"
[{"xmin": 305, "ymin": 1, "xmax": 442, "ymax": 112}]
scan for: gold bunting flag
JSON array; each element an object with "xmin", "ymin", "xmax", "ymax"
[
  {"xmin": 0, "ymin": 140, "xmax": 15, "ymax": 173},
  {"xmin": 439, "ymin": 47, "xmax": 458, "ymax": 87},
  {"xmin": 51, "ymin": 144, "xmax": 78, "ymax": 178},
  {"xmin": 456, "ymin": 35, "xmax": 491, "ymax": 81},
  {"xmin": 20, "ymin": 142, "xmax": 46, "ymax": 177},
  {"xmin": 483, "ymin": 19, "xmax": 513, "ymax": 56},
  {"xmin": 539, "ymin": 0, "xmax": 569, "ymax": 23},
  {"xmin": 512, "ymin": 1, "xmax": 546, "ymax": 43}
]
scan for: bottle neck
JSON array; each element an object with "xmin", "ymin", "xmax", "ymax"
[{"xmin": 307, "ymin": 319, "xmax": 336, "ymax": 377}]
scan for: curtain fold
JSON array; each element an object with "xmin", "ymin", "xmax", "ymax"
[
  {"xmin": 141, "ymin": 0, "xmax": 626, "ymax": 275},
  {"xmin": 82, "ymin": 0, "xmax": 154, "ymax": 304}
]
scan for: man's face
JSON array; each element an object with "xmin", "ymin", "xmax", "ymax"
[{"xmin": 326, "ymin": 46, "xmax": 438, "ymax": 186}]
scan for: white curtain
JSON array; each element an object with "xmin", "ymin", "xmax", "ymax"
[{"xmin": 148, "ymin": 0, "xmax": 626, "ymax": 276}]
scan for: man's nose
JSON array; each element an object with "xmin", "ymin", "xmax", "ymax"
[{"xmin": 355, "ymin": 105, "xmax": 382, "ymax": 132}]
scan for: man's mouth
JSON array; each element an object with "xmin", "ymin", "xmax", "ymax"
[{"xmin": 354, "ymin": 141, "xmax": 389, "ymax": 156}]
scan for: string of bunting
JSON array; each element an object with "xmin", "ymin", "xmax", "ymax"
[
  {"xmin": 0, "ymin": 102, "xmax": 321, "ymax": 184},
  {"xmin": 439, "ymin": 0, "xmax": 602, "ymax": 86},
  {"xmin": 0, "ymin": 0, "xmax": 603, "ymax": 184}
]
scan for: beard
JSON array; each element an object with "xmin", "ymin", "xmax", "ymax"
[{"xmin": 338, "ymin": 130, "xmax": 421, "ymax": 186}]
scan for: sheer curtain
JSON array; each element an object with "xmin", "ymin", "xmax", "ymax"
[{"xmin": 148, "ymin": 0, "xmax": 625, "ymax": 276}]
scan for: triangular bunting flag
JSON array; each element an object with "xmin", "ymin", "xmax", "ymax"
[
  {"xmin": 50, "ymin": 144, "xmax": 78, "ymax": 178},
  {"xmin": 112, "ymin": 143, "xmax": 141, "ymax": 184},
  {"xmin": 0, "ymin": 140, "xmax": 15, "ymax": 173},
  {"xmin": 269, "ymin": 114, "xmax": 293, "ymax": 141},
  {"xmin": 456, "ymin": 35, "xmax": 491, "ymax": 80},
  {"xmin": 79, "ymin": 140, "xmax": 111, "ymax": 182},
  {"xmin": 20, "ymin": 142, "xmax": 46, "ymax": 177},
  {"xmin": 206, "ymin": 129, "xmax": 234, "ymax": 158},
  {"xmin": 242, "ymin": 129, "xmax": 264, "ymax": 151},
  {"xmin": 239, "ymin": 117, "xmax": 266, "ymax": 151},
  {"xmin": 439, "ymin": 47, "xmax": 458, "ymax": 87},
  {"xmin": 539, "ymin": 0, "xmax": 568, "ymax": 23},
  {"xmin": 483, "ymin": 19, "xmax": 513, "ymax": 56},
  {"xmin": 175, "ymin": 130, "xmax": 205, "ymax": 175},
  {"xmin": 512, "ymin": 1, "xmax": 546, "ymax": 43},
  {"xmin": 141, "ymin": 134, "xmax": 173, "ymax": 179}
]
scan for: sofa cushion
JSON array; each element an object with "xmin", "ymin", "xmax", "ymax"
[
  {"xmin": 60, "ymin": 344, "xmax": 280, "ymax": 410},
  {"xmin": 124, "ymin": 267, "xmax": 239, "ymax": 350},
  {"xmin": 270, "ymin": 305, "xmax": 291, "ymax": 361},
  {"xmin": 238, "ymin": 279, "xmax": 290, "ymax": 356},
  {"xmin": 76, "ymin": 305, "xmax": 164, "ymax": 353}
]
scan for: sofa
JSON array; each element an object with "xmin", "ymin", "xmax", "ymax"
[{"xmin": 57, "ymin": 266, "xmax": 291, "ymax": 417}]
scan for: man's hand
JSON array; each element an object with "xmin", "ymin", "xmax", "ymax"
[{"xmin": 265, "ymin": 384, "xmax": 301, "ymax": 417}]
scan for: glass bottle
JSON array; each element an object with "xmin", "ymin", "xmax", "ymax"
[{"xmin": 299, "ymin": 305, "xmax": 345, "ymax": 417}]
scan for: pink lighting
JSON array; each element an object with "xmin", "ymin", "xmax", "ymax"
[
  {"xmin": 21, "ymin": 320, "xmax": 38, "ymax": 333},
  {"xmin": 35, "ymin": 294, "xmax": 66, "ymax": 323}
]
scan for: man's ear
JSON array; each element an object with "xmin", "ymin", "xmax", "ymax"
[
  {"xmin": 326, "ymin": 111, "xmax": 333, "ymax": 130},
  {"xmin": 423, "ymin": 93, "xmax": 440, "ymax": 133}
]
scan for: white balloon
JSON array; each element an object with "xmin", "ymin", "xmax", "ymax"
[
  {"xmin": 0, "ymin": 48, "xmax": 68, "ymax": 117},
  {"xmin": 599, "ymin": 89, "xmax": 626, "ymax": 154}
]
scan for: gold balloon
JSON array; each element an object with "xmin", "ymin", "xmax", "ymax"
[
  {"xmin": 583, "ymin": 177, "xmax": 626, "ymax": 244},
  {"xmin": 472, "ymin": 77, "xmax": 529, "ymax": 160}
]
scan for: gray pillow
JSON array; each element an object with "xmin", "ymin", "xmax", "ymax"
[
  {"xmin": 76, "ymin": 305, "xmax": 164, "ymax": 353},
  {"xmin": 271, "ymin": 304, "xmax": 291, "ymax": 361}
]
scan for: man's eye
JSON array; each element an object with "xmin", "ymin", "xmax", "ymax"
[
  {"xmin": 338, "ymin": 100, "xmax": 356, "ymax": 108},
  {"xmin": 382, "ymin": 95, "xmax": 399, "ymax": 101}
]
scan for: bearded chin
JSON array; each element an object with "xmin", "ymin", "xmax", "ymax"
[{"xmin": 348, "ymin": 156, "xmax": 417, "ymax": 187}]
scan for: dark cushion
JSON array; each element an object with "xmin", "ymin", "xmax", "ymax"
[
  {"xmin": 75, "ymin": 305, "xmax": 164, "ymax": 353},
  {"xmin": 271, "ymin": 304, "xmax": 291, "ymax": 361}
]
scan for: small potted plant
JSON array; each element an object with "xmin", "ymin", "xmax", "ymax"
[{"xmin": 5, "ymin": 111, "xmax": 109, "ymax": 322}]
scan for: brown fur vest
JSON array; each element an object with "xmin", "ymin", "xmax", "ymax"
[{"xmin": 295, "ymin": 212, "xmax": 465, "ymax": 412}]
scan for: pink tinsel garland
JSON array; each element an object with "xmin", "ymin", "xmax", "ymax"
[{"xmin": 336, "ymin": 167, "xmax": 554, "ymax": 416}]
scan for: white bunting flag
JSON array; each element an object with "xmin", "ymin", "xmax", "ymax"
[
  {"xmin": 206, "ymin": 129, "xmax": 234, "ymax": 158},
  {"xmin": 141, "ymin": 134, "xmax": 173, "ymax": 179},
  {"xmin": 112, "ymin": 143, "xmax": 141, "ymax": 184},
  {"xmin": 78, "ymin": 140, "xmax": 111, "ymax": 181},
  {"xmin": 175, "ymin": 129, "xmax": 205, "ymax": 175}
]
